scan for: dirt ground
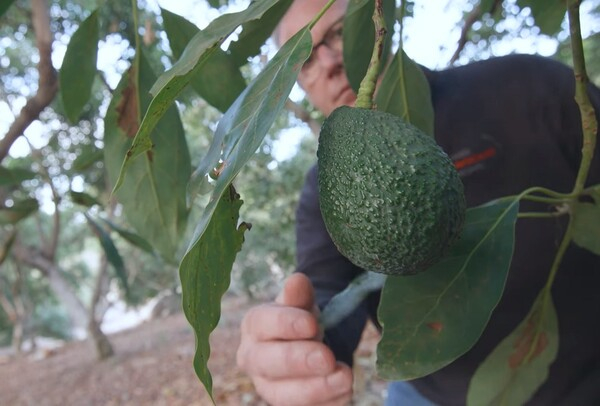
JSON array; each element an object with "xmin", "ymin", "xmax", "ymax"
[{"xmin": 0, "ymin": 295, "xmax": 387, "ymax": 406}]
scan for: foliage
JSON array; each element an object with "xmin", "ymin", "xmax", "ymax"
[{"xmin": 0, "ymin": 0, "xmax": 599, "ymax": 405}]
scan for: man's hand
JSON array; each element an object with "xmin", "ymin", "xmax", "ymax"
[{"xmin": 237, "ymin": 273, "xmax": 354, "ymax": 406}]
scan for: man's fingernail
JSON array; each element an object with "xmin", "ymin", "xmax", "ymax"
[{"xmin": 328, "ymin": 369, "xmax": 350, "ymax": 391}]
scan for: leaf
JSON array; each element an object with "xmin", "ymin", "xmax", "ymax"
[
  {"xmin": 374, "ymin": 50, "xmax": 435, "ymax": 136},
  {"xmin": 343, "ymin": 0, "xmax": 396, "ymax": 93},
  {"xmin": 479, "ymin": 0, "xmax": 498, "ymax": 14},
  {"xmin": 517, "ymin": 0, "xmax": 566, "ymax": 36},
  {"xmin": 161, "ymin": 8, "xmax": 247, "ymax": 112},
  {"xmin": 69, "ymin": 190, "xmax": 102, "ymax": 208},
  {"xmin": 111, "ymin": 0, "xmax": 282, "ymax": 193},
  {"xmin": 0, "ymin": 166, "xmax": 36, "ymax": 187},
  {"xmin": 467, "ymin": 291, "xmax": 559, "ymax": 406},
  {"xmin": 321, "ymin": 271, "xmax": 387, "ymax": 329},
  {"xmin": 376, "ymin": 198, "xmax": 519, "ymax": 380},
  {"xmin": 0, "ymin": 0, "xmax": 16, "ymax": 19},
  {"xmin": 227, "ymin": 0, "xmax": 293, "ymax": 67},
  {"xmin": 100, "ymin": 218, "xmax": 155, "ymax": 255},
  {"xmin": 571, "ymin": 184, "xmax": 600, "ymax": 255},
  {"xmin": 84, "ymin": 213, "xmax": 130, "ymax": 299},
  {"xmin": 104, "ymin": 50, "xmax": 191, "ymax": 263},
  {"xmin": 0, "ymin": 198, "xmax": 39, "ymax": 225},
  {"xmin": 59, "ymin": 9, "xmax": 99, "ymax": 123},
  {"xmin": 186, "ymin": 26, "xmax": 311, "ymax": 208},
  {"xmin": 71, "ymin": 145, "xmax": 103, "ymax": 172},
  {"xmin": 179, "ymin": 184, "xmax": 248, "ymax": 402},
  {"xmin": 207, "ymin": 0, "xmax": 222, "ymax": 8}
]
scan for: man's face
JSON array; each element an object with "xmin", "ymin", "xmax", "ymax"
[{"xmin": 277, "ymin": 0, "xmax": 356, "ymax": 116}]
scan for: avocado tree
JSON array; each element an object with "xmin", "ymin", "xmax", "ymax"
[{"xmin": 1, "ymin": 0, "xmax": 599, "ymax": 404}]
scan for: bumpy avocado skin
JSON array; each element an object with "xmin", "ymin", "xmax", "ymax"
[{"xmin": 317, "ymin": 106, "xmax": 466, "ymax": 276}]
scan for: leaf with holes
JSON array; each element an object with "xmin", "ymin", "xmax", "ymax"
[
  {"xmin": 179, "ymin": 184, "xmax": 248, "ymax": 403},
  {"xmin": 186, "ymin": 26, "xmax": 311, "ymax": 209}
]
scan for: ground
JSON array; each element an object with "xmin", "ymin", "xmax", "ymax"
[{"xmin": 0, "ymin": 295, "xmax": 386, "ymax": 406}]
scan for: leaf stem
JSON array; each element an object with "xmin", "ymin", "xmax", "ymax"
[
  {"xmin": 567, "ymin": 0, "xmax": 598, "ymax": 195},
  {"xmin": 355, "ymin": 0, "xmax": 387, "ymax": 109},
  {"xmin": 517, "ymin": 211, "xmax": 566, "ymax": 219},
  {"xmin": 131, "ymin": 0, "xmax": 142, "ymax": 121},
  {"xmin": 307, "ymin": 0, "xmax": 339, "ymax": 30}
]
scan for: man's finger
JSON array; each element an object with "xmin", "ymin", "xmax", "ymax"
[
  {"xmin": 238, "ymin": 340, "xmax": 336, "ymax": 379},
  {"xmin": 253, "ymin": 363, "xmax": 353, "ymax": 406},
  {"xmin": 240, "ymin": 303, "xmax": 319, "ymax": 341},
  {"xmin": 276, "ymin": 273, "xmax": 315, "ymax": 310}
]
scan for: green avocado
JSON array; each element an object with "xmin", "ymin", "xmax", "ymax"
[{"xmin": 317, "ymin": 106, "xmax": 466, "ymax": 276}]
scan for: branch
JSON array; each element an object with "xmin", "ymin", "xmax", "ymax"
[
  {"xmin": 449, "ymin": 0, "xmax": 502, "ymax": 66},
  {"xmin": 285, "ymin": 98, "xmax": 322, "ymax": 136},
  {"xmin": 0, "ymin": 0, "xmax": 58, "ymax": 164},
  {"xmin": 567, "ymin": 0, "xmax": 598, "ymax": 194}
]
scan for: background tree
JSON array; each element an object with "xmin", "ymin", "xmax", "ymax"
[{"xmin": 0, "ymin": 1, "xmax": 599, "ymax": 404}]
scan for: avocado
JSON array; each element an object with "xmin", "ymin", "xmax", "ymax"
[{"xmin": 317, "ymin": 106, "xmax": 466, "ymax": 275}]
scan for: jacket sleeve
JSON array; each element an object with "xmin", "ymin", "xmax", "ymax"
[{"xmin": 295, "ymin": 164, "xmax": 380, "ymax": 366}]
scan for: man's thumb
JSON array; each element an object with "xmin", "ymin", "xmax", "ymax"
[{"xmin": 276, "ymin": 273, "xmax": 315, "ymax": 311}]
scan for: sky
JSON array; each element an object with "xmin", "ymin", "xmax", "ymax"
[{"xmin": 3, "ymin": 0, "xmax": 598, "ymax": 161}]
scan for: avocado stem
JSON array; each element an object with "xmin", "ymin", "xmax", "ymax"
[{"xmin": 354, "ymin": 0, "xmax": 387, "ymax": 109}]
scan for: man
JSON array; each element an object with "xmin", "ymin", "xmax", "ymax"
[{"xmin": 236, "ymin": 0, "xmax": 600, "ymax": 405}]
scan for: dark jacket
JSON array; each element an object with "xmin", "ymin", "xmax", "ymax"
[{"xmin": 295, "ymin": 54, "xmax": 600, "ymax": 405}]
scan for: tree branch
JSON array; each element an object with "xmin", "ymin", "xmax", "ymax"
[
  {"xmin": 0, "ymin": 0, "xmax": 58, "ymax": 164},
  {"xmin": 449, "ymin": 0, "xmax": 502, "ymax": 66},
  {"xmin": 285, "ymin": 98, "xmax": 321, "ymax": 136}
]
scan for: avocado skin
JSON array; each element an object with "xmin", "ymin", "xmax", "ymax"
[{"xmin": 317, "ymin": 106, "xmax": 466, "ymax": 276}]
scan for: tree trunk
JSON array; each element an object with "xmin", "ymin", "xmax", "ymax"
[
  {"xmin": 88, "ymin": 255, "xmax": 114, "ymax": 360},
  {"xmin": 12, "ymin": 242, "xmax": 89, "ymax": 338}
]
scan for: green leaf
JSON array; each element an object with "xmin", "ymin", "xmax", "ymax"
[
  {"xmin": 321, "ymin": 271, "xmax": 386, "ymax": 328},
  {"xmin": 104, "ymin": 50, "xmax": 191, "ymax": 263},
  {"xmin": 100, "ymin": 218, "xmax": 155, "ymax": 255},
  {"xmin": 71, "ymin": 145, "xmax": 103, "ymax": 172},
  {"xmin": 517, "ymin": 0, "xmax": 565, "ymax": 35},
  {"xmin": 111, "ymin": 0, "xmax": 282, "ymax": 193},
  {"xmin": 0, "ymin": 166, "xmax": 36, "ymax": 187},
  {"xmin": 376, "ymin": 198, "xmax": 519, "ymax": 380},
  {"xmin": 84, "ymin": 213, "xmax": 130, "ymax": 299},
  {"xmin": 186, "ymin": 26, "xmax": 311, "ymax": 208},
  {"xmin": 161, "ymin": 8, "xmax": 247, "ymax": 112},
  {"xmin": 228, "ymin": 0, "xmax": 293, "ymax": 67},
  {"xmin": 69, "ymin": 190, "xmax": 102, "ymax": 208},
  {"xmin": 479, "ymin": 0, "xmax": 498, "ymax": 14},
  {"xmin": 59, "ymin": 9, "xmax": 99, "ymax": 123},
  {"xmin": 571, "ymin": 184, "xmax": 600, "ymax": 255},
  {"xmin": 0, "ymin": 198, "xmax": 39, "ymax": 225},
  {"xmin": 343, "ymin": 0, "xmax": 395, "ymax": 93},
  {"xmin": 179, "ymin": 184, "xmax": 248, "ymax": 402},
  {"xmin": 374, "ymin": 50, "xmax": 435, "ymax": 136},
  {"xmin": 0, "ymin": 0, "xmax": 16, "ymax": 19},
  {"xmin": 467, "ymin": 291, "xmax": 559, "ymax": 406}
]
